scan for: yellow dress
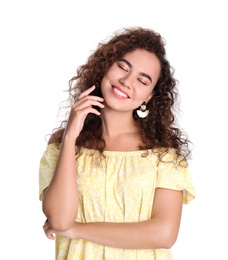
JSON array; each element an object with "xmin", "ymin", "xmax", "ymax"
[{"xmin": 39, "ymin": 143, "xmax": 195, "ymax": 260}]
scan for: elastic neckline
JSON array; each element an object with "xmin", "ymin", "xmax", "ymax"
[{"xmin": 79, "ymin": 146, "xmax": 152, "ymax": 156}]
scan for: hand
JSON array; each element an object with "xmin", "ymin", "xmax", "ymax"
[
  {"xmin": 43, "ymin": 219, "xmax": 81, "ymax": 240},
  {"xmin": 43, "ymin": 219, "xmax": 55, "ymax": 240},
  {"xmin": 64, "ymin": 85, "xmax": 104, "ymax": 141}
]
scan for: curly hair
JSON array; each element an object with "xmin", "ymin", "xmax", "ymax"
[{"xmin": 49, "ymin": 27, "xmax": 192, "ymax": 163}]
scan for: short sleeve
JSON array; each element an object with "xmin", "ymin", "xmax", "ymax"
[
  {"xmin": 39, "ymin": 143, "xmax": 60, "ymax": 201},
  {"xmin": 156, "ymin": 149, "xmax": 195, "ymax": 204}
]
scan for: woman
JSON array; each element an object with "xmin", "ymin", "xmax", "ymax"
[{"xmin": 39, "ymin": 27, "xmax": 195, "ymax": 259}]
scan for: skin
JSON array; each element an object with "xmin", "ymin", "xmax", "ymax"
[
  {"xmin": 42, "ymin": 49, "xmax": 183, "ymax": 249},
  {"xmin": 42, "ymin": 87, "xmax": 104, "ymax": 231}
]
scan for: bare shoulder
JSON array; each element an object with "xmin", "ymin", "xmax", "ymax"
[{"xmin": 48, "ymin": 128, "xmax": 65, "ymax": 145}]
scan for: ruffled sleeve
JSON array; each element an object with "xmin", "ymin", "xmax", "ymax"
[
  {"xmin": 156, "ymin": 149, "xmax": 195, "ymax": 204},
  {"xmin": 39, "ymin": 143, "xmax": 60, "ymax": 201}
]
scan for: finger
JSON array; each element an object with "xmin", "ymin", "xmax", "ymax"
[
  {"xmin": 43, "ymin": 219, "xmax": 50, "ymax": 232},
  {"xmin": 73, "ymin": 99, "xmax": 105, "ymax": 111},
  {"xmin": 74, "ymin": 97, "xmax": 104, "ymax": 111},
  {"xmin": 73, "ymin": 106, "xmax": 102, "ymax": 116},
  {"xmin": 78, "ymin": 85, "xmax": 96, "ymax": 99},
  {"xmin": 46, "ymin": 231, "xmax": 55, "ymax": 240},
  {"xmin": 43, "ymin": 226, "xmax": 55, "ymax": 240},
  {"xmin": 78, "ymin": 86, "xmax": 104, "ymax": 102},
  {"xmin": 43, "ymin": 223, "xmax": 49, "ymax": 232}
]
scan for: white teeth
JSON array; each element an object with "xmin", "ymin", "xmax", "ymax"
[{"xmin": 113, "ymin": 87, "xmax": 128, "ymax": 98}]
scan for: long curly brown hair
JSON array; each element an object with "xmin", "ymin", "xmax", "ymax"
[{"xmin": 49, "ymin": 27, "xmax": 192, "ymax": 162}]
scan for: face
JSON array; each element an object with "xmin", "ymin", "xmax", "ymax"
[{"xmin": 101, "ymin": 49, "xmax": 161, "ymax": 112}]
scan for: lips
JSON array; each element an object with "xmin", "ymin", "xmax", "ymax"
[{"xmin": 112, "ymin": 86, "xmax": 130, "ymax": 99}]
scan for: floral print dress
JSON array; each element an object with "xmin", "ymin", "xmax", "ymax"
[{"xmin": 39, "ymin": 144, "xmax": 195, "ymax": 260}]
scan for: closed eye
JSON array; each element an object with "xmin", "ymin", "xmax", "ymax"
[
  {"xmin": 138, "ymin": 78, "xmax": 148, "ymax": 86},
  {"xmin": 118, "ymin": 64, "xmax": 128, "ymax": 72},
  {"xmin": 139, "ymin": 80, "xmax": 146, "ymax": 85}
]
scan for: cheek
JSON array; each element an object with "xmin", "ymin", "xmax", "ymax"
[
  {"xmin": 135, "ymin": 88, "xmax": 153, "ymax": 102},
  {"xmin": 101, "ymin": 71, "xmax": 111, "ymax": 87},
  {"xmin": 100, "ymin": 76, "xmax": 111, "ymax": 98},
  {"xmin": 100, "ymin": 76, "xmax": 107, "ymax": 90}
]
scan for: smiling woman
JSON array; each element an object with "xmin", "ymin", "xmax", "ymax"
[
  {"xmin": 39, "ymin": 27, "xmax": 195, "ymax": 260},
  {"xmin": 101, "ymin": 49, "xmax": 160, "ymax": 112}
]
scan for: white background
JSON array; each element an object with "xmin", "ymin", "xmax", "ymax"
[{"xmin": 1, "ymin": 0, "xmax": 227, "ymax": 259}]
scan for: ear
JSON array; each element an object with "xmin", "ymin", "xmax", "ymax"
[{"xmin": 146, "ymin": 91, "xmax": 155, "ymax": 103}]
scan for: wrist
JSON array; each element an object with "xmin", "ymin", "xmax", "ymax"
[
  {"xmin": 62, "ymin": 134, "xmax": 77, "ymax": 146},
  {"xmin": 72, "ymin": 222, "xmax": 83, "ymax": 239}
]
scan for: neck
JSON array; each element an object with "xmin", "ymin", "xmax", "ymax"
[{"xmin": 100, "ymin": 109, "xmax": 138, "ymax": 137}]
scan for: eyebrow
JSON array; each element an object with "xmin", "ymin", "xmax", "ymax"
[{"xmin": 118, "ymin": 58, "xmax": 152, "ymax": 83}]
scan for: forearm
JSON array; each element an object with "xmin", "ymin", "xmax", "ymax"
[
  {"xmin": 42, "ymin": 136, "xmax": 78, "ymax": 230},
  {"xmin": 47, "ymin": 190, "xmax": 182, "ymax": 248},
  {"xmin": 70, "ymin": 220, "xmax": 176, "ymax": 249}
]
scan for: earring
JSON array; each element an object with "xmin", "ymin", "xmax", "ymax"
[{"xmin": 136, "ymin": 101, "xmax": 149, "ymax": 118}]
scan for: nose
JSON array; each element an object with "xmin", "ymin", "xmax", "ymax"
[{"xmin": 119, "ymin": 73, "xmax": 134, "ymax": 88}]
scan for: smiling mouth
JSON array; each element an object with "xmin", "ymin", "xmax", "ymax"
[{"xmin": 112, "ymin": 86, "xmax": 130, "ymax": 99}]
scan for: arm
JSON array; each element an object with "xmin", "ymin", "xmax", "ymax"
[
  {"xmin": 42, "ymin": 86, "xmax": 104, "ymax": 231},
  {"xmin": 44, "ymin": 188, "xmax": 183, "ymax": 249},
  {"xmin": 42, "ymin": 136, "xmax": 79, "ymax": 231}
]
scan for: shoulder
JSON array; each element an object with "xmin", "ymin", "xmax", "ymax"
[
  {"xmin": 48, "ymin": 128, "xmax": 65, "ymax": 145},
  {"xmin": 40, "ymin": 143, "xmax": 60, "ymax": 163},
  {"xmin": 152, "ymin": 147, "xmax": 187, "ymax": 167}
]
